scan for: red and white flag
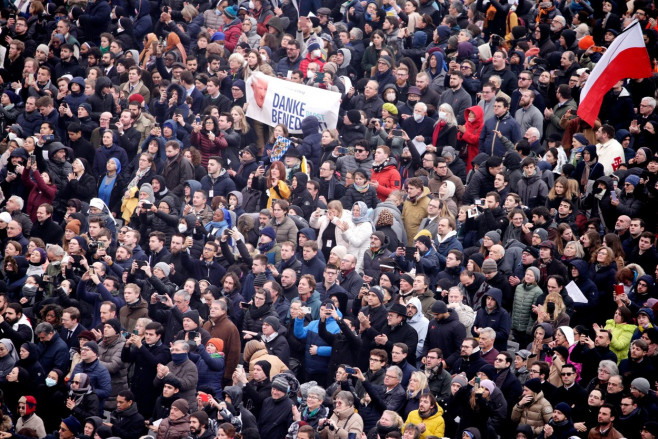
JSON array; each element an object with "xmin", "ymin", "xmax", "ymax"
[{"xmin": 577, "ymin": 20, "xmax": 652, "ymax": 127}]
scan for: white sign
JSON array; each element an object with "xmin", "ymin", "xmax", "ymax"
[{"xmin": 245, "ymin": 72, "xmax": 341, "ymax": 134}]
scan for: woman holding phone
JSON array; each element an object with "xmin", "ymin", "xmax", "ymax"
[{"xmin": 21, "ymin": 155, "xmax": 56, "ymax": 222}]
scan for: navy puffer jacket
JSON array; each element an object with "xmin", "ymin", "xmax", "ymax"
[{"xmin": 296, "ymin": 116, "xmax": 322, "ymax": 175}]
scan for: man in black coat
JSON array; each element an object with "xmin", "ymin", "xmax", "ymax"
[
  {"xmin": 569, "ymin": 327, "xmax": 618, "ymax": 384},
  {"xmin": 362, "ymin": 303, "xmax": 419, "ymax": 366},
  {"xmin": 29, "ymin": 204, "xmax": 64, "ymax": 245},
  {"xmin": 550, "ymin": 363, "xmax": 588, "ymax": 408},
  {"xmin": 106, "ymin": 390, "xmax": 147, "ymax": 439},
  {"xmin": 463, "ymin": 156, "xmax": 502, "ymax": 205},
  {"xmin": 120, "ymin": 321, "xmax": 171, "ymax": 418},
  {"xmin": 424, "ymin": 301, "xmax": 465, "ymax": 360},
  {"xmin": 448, "ymin": 338, "xmax": 487, "ymax": 379}
]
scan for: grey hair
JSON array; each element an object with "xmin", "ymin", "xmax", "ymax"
[
  {"xmin": 47, "ymin": 244, "xmax": 65, "ymax": 257},
  {"xmin": 480, "ymin": 327, "xmax": 496, "ymax": 340},
  {"xmin": 174, "ymin": 290, "xmax": 191, "ymax": 302},
  {"xmin": 451, "ymin": 1, "xmax": 464, "ymax": 12},
  {"xmin": 212, "ymin": 299, "xmax": 228, "ymax": 311},
  {"xmin": 335, "ymin": 390, "xmax": 354, "ymax": 406},
  {"xmin": 8, "ymin": 196, "xmax": 24, "ymax": 210},
  {"xmin": 35, "ymin": 322, "xmax": 54, "ymax": 335},
  {"xmin": 173, "ymin": 340, "xmax": 190, "ymax": 352},
  {"xmin": 642, "ymin": 97, "xmax": 656, "ymax": 108},
  {"xmin": 307, "ymin": 385, "xmax": 326, "ymax": 401},
  {"xmin": 526, "ymin": 127, "xmax": 540, "ymax": 139},
  {"xmin": 599, "ymin": 359, "xmax": 619, "ymax": 376},
  {"xmin": 414, "ymin": 102, "xmax": 428, "ymax": 114},
  {"xmin": 387, "ymin": 365, "xmax": 403, "ymax": 381}
]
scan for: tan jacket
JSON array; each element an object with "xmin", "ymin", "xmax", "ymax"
[
  {"xmin": 247, "ymin": 348, "xmax": 288, "ymax": 380},
  {"xmin": 511, "ymin": 391, "xmax": 553, "ymax": 435},
  {"xmin": 319, "ymin": 406, "xmax": 364, "ymax": 439}
]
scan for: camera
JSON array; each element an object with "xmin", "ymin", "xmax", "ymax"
[
  {"xmin": 142, "ymin": 202, "xmax": 152, "ymax": 210},
  {"xmin": 541, "ymin": 344, "xmax": 554, "ymax": 356}
]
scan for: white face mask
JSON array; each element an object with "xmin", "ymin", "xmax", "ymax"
[
  {"xmin": 307, "ymin": 71, "xmax": 316, "ymax": 80},
  {"xmin": 260, "ymin": 54, "xmax": 267, "ymax": 61},
  {"xmin": 178, "ymin": 224, "xmax": 188, "ymax": 233},
  {"xmin": 386, "ymin": 93, "xmax": 396, "ymax": 101},
  {"xmin": 312, "ymin": 49, "xmax": 322, "ymax": 58},
  {"xmin": 413, "ymin": 113, "xmax": 424, "ymax": 122},
  {"xmin": 7, "ymin": 133, "xmax": 16, "ymax": 141},
  {"xmin": 439, "ymin": 111, "xmax": 447, "ymax": 120}
]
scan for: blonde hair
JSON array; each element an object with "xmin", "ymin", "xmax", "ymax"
[
  {"xmin": 327, "ymin": 200, "xmax": 343, "ymax": 216},
  {"xmin": 230, "ymin": 106, "xmax": 250, "ymax": 133},
  {"xmin": 542, "ymin": 292, "xmax": 566, "ymax": 320},
  {"xmin": 407, "ymin": 371, "xmax": 429, "ymax": 398}
]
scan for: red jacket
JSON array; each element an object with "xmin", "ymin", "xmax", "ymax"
[
  {"xmin": 371, "ymin": 159, "xmax": 401, "ymax": 202},
  {"xmin": 190, "ymin": 131, "xmax": 228, "ymax": 168},
  {"xmin": 457, "ymin": 105, "xmax": 484, "ymax": 172},
  {"xmin": 22, "ymin": 167, "xmax": 57, "ymax": 222},
  {"xmin": 299, "ymin": 53, "xmax": 325, "ymax": 77},
  {"xmin": 221, "ymin": 20, "xmax": 242, "ymax": 53}
]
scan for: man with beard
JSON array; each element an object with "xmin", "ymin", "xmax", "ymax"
[
  {"xmin": 106, "ymin": 245, "xmax": 134, "ymax": 278},
  {"xmin": 54, "ymin": 44, "xmax": 84, "ymax": 78},
  {"xmin": 421, "ymin": 348, "xmax": 452, "ymax": 405},
  {"xmin": 162, "ymin": 142, "xmax": 195, "ymax": 198},
  {"xmin": 449, "ymin": 337, "xmax": 487, "ymax": 379},
  {"xmin": 0, "ymin": 303, "xmax": 33, "ymax": 347},
  {"xmin": 128, "ymin": 96, "xmax": 155, "ymax": 146},
  {"xmin": 167, "ymin": 234, "xmax": 189, "ymax": 286},
  {"xmin": 189, "ymin": 411, "xmax": 213, "ymax": 439},
  {"xmin": 588, "ymin": 404, "xmax": 623, "ymax": 439}
]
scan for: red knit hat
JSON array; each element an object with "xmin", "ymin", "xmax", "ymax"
[
  {"xmin": 579, "ymin": 35, "xmax": 595, "ymax": 50},
  {"xmin": 207, "ymin": 338, "xmax": 224, "ymax": 353},
  {"xmin": 128, "ymin": 93, "xmax": 144, "ymax": 105},
  {"xmin": 19, "ymin": 396, "xmax": 37, "ymax": 415}
]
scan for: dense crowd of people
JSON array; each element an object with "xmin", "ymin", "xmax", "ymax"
[{"xmin": 0, "ymin": 0, "xmax": 657, "ymax": 438}]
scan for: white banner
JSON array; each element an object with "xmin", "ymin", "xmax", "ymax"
[{"xmin": 245, "ymin": 72, "xmax": 341, "ymax": 134}]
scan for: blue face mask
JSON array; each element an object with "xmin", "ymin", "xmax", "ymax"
[
  {"xmin": 45, "ymin": 377, "xmax": 57, "ymax": 387},
  {"xmin": 171, "ymin": 352, "xmax": 188, "ymax": 364}
]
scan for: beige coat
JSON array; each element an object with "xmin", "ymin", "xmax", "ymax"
[
  {"xmin": 247, "ymin": 348, "xmax": 289, "ymax": 380},
  {"xmin": 511, "ymin": 391, "xmax": 553, "ymax": 436}
]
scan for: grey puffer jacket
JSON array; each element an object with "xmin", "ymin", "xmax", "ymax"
[{"xmin": 517, "ymin": 170, "xmax": 548, "ymax": 209}]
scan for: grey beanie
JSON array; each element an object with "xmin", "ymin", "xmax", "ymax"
[
  {"xmin": 526, "ymin": 266, "xmax": 541, "ymax": 283},
  {"xmin": 154, "ymin": 262, "xmax": 171, "ymax": 277},
  {"xmin": 632, "ymin": 377, "xmax": 651, "ymax": 395},
  {"xmin": 369, "ymin": 286, "xmax": 384, "ymax": 304},
  {"xmin": 485, "ymin": 229, "xmax": 501, "ymax": 243},
  {"xmin": 533, "ymin": 228, "xmax": 548, "ymax": 242}
]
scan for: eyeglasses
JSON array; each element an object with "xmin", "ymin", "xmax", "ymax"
[
  {"xmin": 354, "ymin": 149, "xmax": 366, "ymax": 153},
  {"xmin": 460, "ymin": 66, "xmax": 471, "ymax": 70},
  {"xmin": 71, "ymin": 381, "xmax": 80, "ymax": 384},
  {"xmin": 561, "ymin": 372, "xmax": 574, "ymax": 376}
]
